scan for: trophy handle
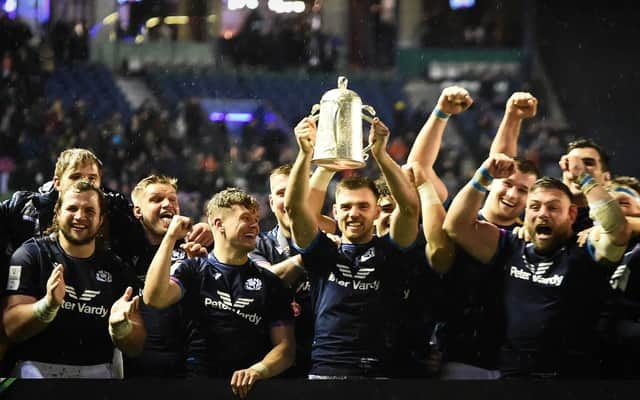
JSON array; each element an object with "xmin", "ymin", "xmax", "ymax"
[
  {"xmin": 361, "ymin": 104, "xmax": 377, "ymax": 160},
  {"xmin": 309, "ymin": 103, "xmax": 320, "ymax": 122}
]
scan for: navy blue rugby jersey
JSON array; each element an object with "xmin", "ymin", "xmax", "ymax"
[
  {"xmin": 5, "ymin": 236, "xmax": 136, "ymax": 365},
  {"xmin": 440, "ymin": 214, "xmax": 521, "ymax": 369},
  {"xmin": 295, "ymin": 231, "xmax": 421, "ymax": 376},
  {"xmin": 124, "ymin": 241, "xmax": 189, "ymax": 377},
  {"xmin": 170, "ymin": 252, "xmax": 293, "ymax": 377},
  {"xmin": 249, "ymin": 225, "xmax": 313, "ymax": 377},
  {"xmin": 492, "ymin": 229, "xmax": 614, "ymax": 372}
]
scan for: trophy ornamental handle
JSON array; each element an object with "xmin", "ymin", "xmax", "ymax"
[
  {"xmin": 361, "ymin": 104, "xmax": 377, "ymax": 160},
  {"xmin": 309, "ymin": 104, "xmax": 320, "ymax": 122}
]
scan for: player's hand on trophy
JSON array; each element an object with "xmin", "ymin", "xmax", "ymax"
[
  {"xmin": 369, "ymin": 117, "xmax": 391, "ymax": 159},
  {"xmin": 294, "ymin": 117, "xmax": 317, "ymax": 155}
]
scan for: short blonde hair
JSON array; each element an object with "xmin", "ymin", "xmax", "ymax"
[
  {"xmin": 131, "ymin": 175, "xmax": 178, "ymax": 205},
  {"xmin": 206, "ymin": 187, "xmax": 259, "ymax": 220},
  {"xmin": 54, "ymin": 148, "xmax": 103, "ymax": 180}
]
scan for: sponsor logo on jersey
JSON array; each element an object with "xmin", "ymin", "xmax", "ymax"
[
  {"xmin": 329, "ymin": 267, "xmax": 381, "ymax": 292},
  {"xmin": 244, "ymin": 278, "xmax": 262, "ymax": 291},
  {"xmin": 96, "ymin": 270, "xmax": 112, "ymax": 283},
  {"xmin": 203, "ymin": 290, "xmax": 261, "ymax": 325},
  {"xmin": 509, "ymin": 266, "xmax": 564, "ymax": 287},
  {"xmin": 61, "ymin": 286, "xmax": 109, "ymax": 318},
  {"xmin": 6, "ymin": 265, "xmax": 22, "ymax": 291}
]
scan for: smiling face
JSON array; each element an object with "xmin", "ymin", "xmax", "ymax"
[
  {"xmin": 218, "ymin": 204, "xmax": 260, "ymax": 252},
  {"xmin": 333, "ymin": 187, "xmax": 380, "ymax": 244},
  {"xmin": 525, "ymin": 187, "xmax": 576, "ymax": 254},
  {"xmin": 133, "ymin": 183, "xmax": 180, "ymax": 245},
  {"xmin": 485, "ymin": 168, "xmax": 537, "ymax": 225},
  {"xmin": 57, "ymin": 189, "xmax": 103, "ymax": 246}
]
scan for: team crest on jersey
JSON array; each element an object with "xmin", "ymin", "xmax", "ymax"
[
  {"xmin": 96, "ymin": 270, "xmax": 112, "ymax": 283},
  {"xmin": 244, "ymin": 278, "xmax": 262, "ymax": 291},
  {"xmin": 359, "ymin": 247, "xmax": 375, "ymax": 262},
  {"xmin": 172, "ymin": 248, "xmax": 187, "ymax": 261}
]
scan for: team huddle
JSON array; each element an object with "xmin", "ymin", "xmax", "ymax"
[{"xmin": 2, "ymin": 86, "xmax": 639, "ymax": 394}]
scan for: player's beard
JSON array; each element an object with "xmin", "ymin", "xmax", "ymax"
[{"xmin": 59, "ymin": 222, "xmax": 100, "ymax": 246}]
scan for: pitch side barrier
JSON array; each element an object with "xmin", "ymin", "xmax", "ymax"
[{"xmin": 1, "ymin": 378, "xmax": 637, "ymax": 400}]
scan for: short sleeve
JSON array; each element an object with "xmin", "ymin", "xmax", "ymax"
[{"xmin": 5, "ymin": 241, "xmax": 44, "ymax": 298}]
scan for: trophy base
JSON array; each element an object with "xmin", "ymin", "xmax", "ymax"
[{"xmin": 312, "ymin": 158, "xmax": 366, "ymax": 170}]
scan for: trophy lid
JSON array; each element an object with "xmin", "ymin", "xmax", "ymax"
[{"xmin": 320, "ymin": 76, "xmax": 361, "ymax": 103}]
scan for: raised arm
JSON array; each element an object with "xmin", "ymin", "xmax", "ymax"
[
  {"xmin": 308, "ymin": 166, "xmax": 337, "ymax": 234},
  {"xmin": 407, "ymin": 86, "xmax": 473, "ymax": 201},
  {"xmin": 142, "ymin": 215, "xmax": 191, "ymax": 308},
  {"xmin": 562, "ymin": 155, "xmax": 630, "ymax": 260},
  {"xmin": 489, "ymin": 92, "xmax": 538, "ymax": 157},
  {"xmin": 443, "ymin": 154, "xmax": 516, "ymax": 263},
  {"xmin": 285, "ymin": 118, "xmax": 319, "ymax": 249},
  {"xmin": 369, "ymin": 118, "xmax": 419, "ymax": 248},
  {"xmin": 410, "ymin": 162, "xmax": 456, "ymax": 274}
]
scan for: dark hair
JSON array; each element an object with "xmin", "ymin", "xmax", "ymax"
[
  {"xmin": 529, "ymin": 176, "xmax": 573, "ymax": 200},
  {"xmin": 514, "ymin": 157, "xmax": 540, "ymax": 178},
  {"xmin": 336, "ymin": 175, "xmax": 379, "ymax": 200},
  {"xmin": 567, "ymin": 138, "xmax": 610, "ymax": 172},
  {"xmin": 373, "ymin": 176, "xmax": 391, "ymax": 198}
]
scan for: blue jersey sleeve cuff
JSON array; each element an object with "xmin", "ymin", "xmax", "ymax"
[
  {"xmin": 291, "ymin": 231, "xmax": 323, "ymax": 254},
  {"xmin": 169, "ymin": 276, "xmax": 186, "ymax": 301},
  {"xmin": 386, "ymin": 234, "xmax": 417, "ymax": 253}
]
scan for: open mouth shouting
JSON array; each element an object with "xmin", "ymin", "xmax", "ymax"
[
  {"xmin": 159, "ymin": 210, "xmax": 175, "ymax": 226},
  {"xmin": 534, "ymin": 224, "xmax": 553, "ymax": 239}
]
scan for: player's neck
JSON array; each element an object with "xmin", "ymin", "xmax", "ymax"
[
  {"xmin": 213, "ymin": 245, "xmax": 249, "ymax": 266},
  {"xmin": 481, "ymin": 206, "xmax": 517, "ymax": 228},
  {"xmin": 58, "ymin": 235, "xmax": 96, "ymax": 259},
  {"xmin": 144, "ymin": 229, "xmax": 163, "ymax": 246}
]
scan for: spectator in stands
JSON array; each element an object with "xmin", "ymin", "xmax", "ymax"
[
  {"xmin": 2, "ymin": 181, "xmax": 145, "ymax": 378},
  {"xmin": 143, "ymin": 188, "xmax": 294, "ymax": 396}
]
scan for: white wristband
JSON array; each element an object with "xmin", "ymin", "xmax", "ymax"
[
  {"xmin": 109, "ymin": 319, "xmax": 133, "ymax": 340},
  {"xmin": 32, "ymin": 297, "xmax": 60, "ymax": 323},
  {"xmin": 249, "ymin": 362, "xmax": 270, "ymax": 378},
  {"xmin": 417, "ymin": 181, "xmax": 441, "ymax": 207}
]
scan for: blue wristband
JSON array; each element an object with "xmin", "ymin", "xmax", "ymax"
[
  {"xmin": 478, "ymin": 166, "xmax": 494, "ymax": 183},
  {"xmin": 433, "ymin": 108, "xmax": 450, "ymax": 120},
  {"xmin": 579, "ymin": 174, "xmax": 593, "ymax": 187},
  {"xmin": 471, "ymin": 179, "xmax": 489, "ymax": 193}
]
